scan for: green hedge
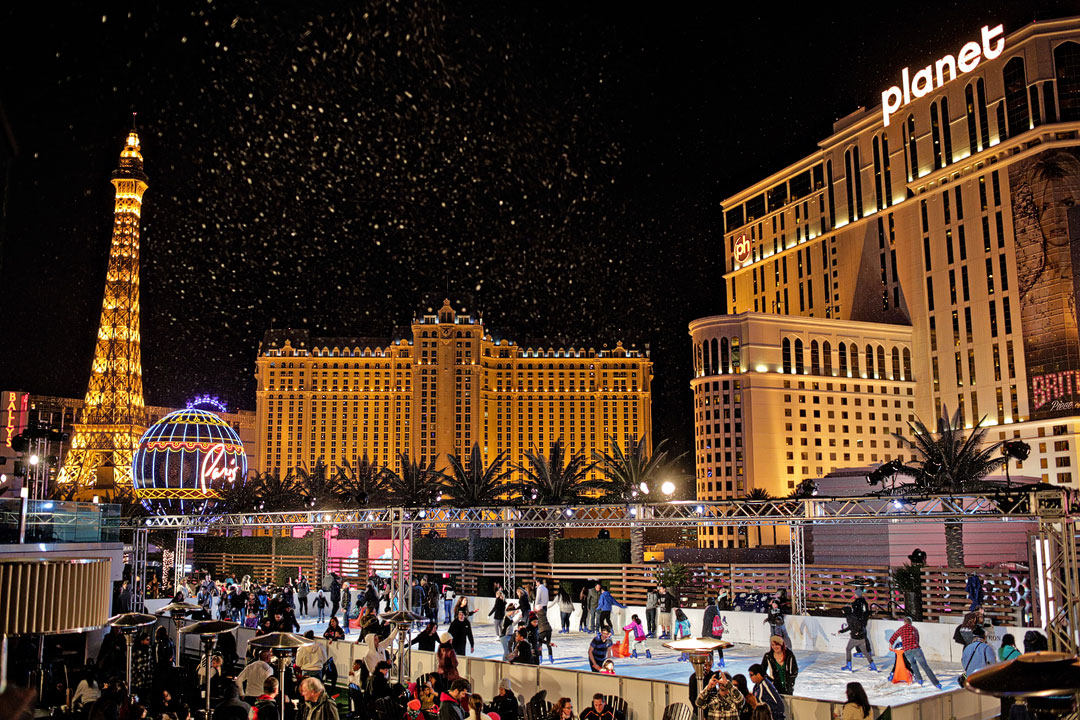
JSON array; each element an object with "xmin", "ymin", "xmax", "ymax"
[
  {"xmin": 193, "ymin": 535, "xmax": 314, "ymax": 556},
  {"xmin": 553, "ymin": 538, "xmax": 629, "ymax": 564},
  {"xmin": 413, "ymin": 537, "xmax": 547, "ymax": 562}
]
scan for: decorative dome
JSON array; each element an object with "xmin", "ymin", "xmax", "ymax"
[{"xmin": 132, "ymin": 408, "xmax": 247, "ymax": 514}]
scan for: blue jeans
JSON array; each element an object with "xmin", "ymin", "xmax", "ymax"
[
  {"xmin": 318, "ymin": 608, "xmax": 325, "ymax": 623},
  {"xmin": 905, "ymin": 647, "xmax": 939, "ymax": 686},
  {"xmin": 445, "ymin": 599, "xmax": 452, "ymax": 623}
]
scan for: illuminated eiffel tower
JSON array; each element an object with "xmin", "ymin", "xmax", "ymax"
[{"xmin": 58, "ymin": 124, "xmax": 148, "ymax": 494}]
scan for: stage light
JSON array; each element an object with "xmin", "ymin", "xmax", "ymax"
[{"xmin": 661, "ymin": 481, "xmax": 676, "ymax": 496}]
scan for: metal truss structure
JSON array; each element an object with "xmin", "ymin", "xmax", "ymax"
[
  {"xmin": 106, "ymin": 488, "xmax": 1080, "ymax": 652},
  {"xmin": 503, "ymin": 508, "xmax": 516, "ymax": 596},
  {"xmin": 174, "ymin": 531, "xmax": 188, "ymax": 595},
  {"xmin": 789, "ymin": 523, "xmax": 806, "ymax": 615},
  {"xmin": 132, "ymin": 527, "xmax": 148, "ymax": 610}
]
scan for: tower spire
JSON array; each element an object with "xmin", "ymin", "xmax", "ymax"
[{"xmin": 58, "ymin": 127, "xmax": 149, "ymax": 495}]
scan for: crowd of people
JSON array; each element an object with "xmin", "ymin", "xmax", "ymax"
[{"xmin": 23, "ymin": 569, "xmax": 1052, "ymax": 720}]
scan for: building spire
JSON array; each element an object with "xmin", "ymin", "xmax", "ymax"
[{"xmin": 58, "ymin": 125, "xmax": 149, "ymax": 495}]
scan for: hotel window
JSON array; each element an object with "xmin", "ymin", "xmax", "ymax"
[
  {"xmin": 931, "ymin": 102, "xmax": 943, "ymax": 170},
  {"xmin": 794, "ymin": 339, "xmax": 805, "ymax": 374},
  {"xmin": 1000, "ymin": 255, "xmax": 1009, "ymax": 291},
  {"xmin": 905, "ymin": 115, "xmax": 918, "ymax": 181},
  {"xmin": 891, "ymin": 348, "xmax": 901, "ymax": 380},
  {"xmin": 1030, "ymin": 85, "xmax": 1042, "ymax": 127},
  {"xmin": 986, "ymin": 258, "xmax": 995, "ymax": 293},
  {"xmin": 782, "ymin": 338, "xmax": 792, "ymax": 374},
  {"xmin": 965, "ymin": 83, "xmax": 979, "ymax": 155},
  {"xmin": 1044, "ymin": 80, "xmax": 1058, "ymax": 123},
  {"xmin": 941, "ymin": 97, "xmax": 953, "ymax": 164},
  {"xmin": 990, "ymin": 301, "xmax": 998, "ymax": 337},
  {"xmin": 977, "ymin": 78, "xmax": 990, "ymax": 149},
  {"xmin": 865, "ymin": 345, "xmax": 874, "ymax": 379},
  {"xmin": 876, "ymin": 346, "xmax": 886, "ymax": 379},
  {"xmin": 1003, "ymin": 297, "xmax": 1013, "ymax": 335},
  {"xmin": 873, "ymin": 136, "xmax": 884, "ymax": 210},
  {"xmin": 811, "ymin": 341, "xmax": 821, "ymax": 375},
  {"xmin": 838, "ymin": 342, "xmax": 848, "ymax": 376},
  {"xmin": 962, "ymin": 267, "xmax": 970, "ymax": 302},
  {"xmin": 1003, "ymin": 56, "xmax": 1030, "ymax": 137},
  {"xmin": 902, "ymin": 348, "xmax": 912, "ymax": 380}
]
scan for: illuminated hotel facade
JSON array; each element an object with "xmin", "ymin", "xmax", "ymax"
[
  {"xmin": 255, "ymin": 299, "xmax": 653, "ymax": 483},
  {"xmin": 692, "ymin": 17, "xmax": 1080, "ymax": 546}
]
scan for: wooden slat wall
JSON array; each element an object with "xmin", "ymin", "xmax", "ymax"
[
  {"xmin": 192, "ymin": 552, "xmax": 316, "ymax": 585},
  {"xmin": 201, "ymin": 552, "xmax": 1032, "ymax": 625},
  {"xmin": 919, "ymin": 566, "xmax": 1030, "ymax": 625}
]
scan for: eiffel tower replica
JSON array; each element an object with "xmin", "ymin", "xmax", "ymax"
[{"xmin": 58, "ymin": 124, "xmax": 148, "ymax": 496}]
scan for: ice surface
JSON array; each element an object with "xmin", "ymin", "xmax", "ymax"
[{"xmin": 295, "ymin": 612, "xmax": 964, "ymax": 705}]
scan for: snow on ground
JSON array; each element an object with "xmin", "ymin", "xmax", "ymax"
[{"xmin": 294, "ymin": 612, "xmax": 964, "ymax": 706}]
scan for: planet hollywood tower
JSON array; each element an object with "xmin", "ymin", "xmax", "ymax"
[{"xmin": 58, "ymin": 126, "xmax": 148, "ymax": 494}]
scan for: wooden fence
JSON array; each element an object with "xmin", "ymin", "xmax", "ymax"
[
  {"xmin": 192, "ymin": 552, "xmax": 317, "ymax": 585},
  {"xmin": 196, "ymin": 551, "xmax": 1031, "ymax": 624}
]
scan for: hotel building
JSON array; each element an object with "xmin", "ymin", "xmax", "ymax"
[
  {"xmin": 255, "ymin": 299, "xmax": 652, "ymax": 484},
  {"xmin": 692, "ymin": 17, "xmax": 1080, "ymax": 546}
]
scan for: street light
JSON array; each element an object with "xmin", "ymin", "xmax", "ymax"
[{"xmin": 28, "ymin": 455, "xmax": 39, "ymax": 466}]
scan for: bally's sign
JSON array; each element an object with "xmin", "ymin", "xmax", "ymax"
[{"xmin": 882, "ymin": 25, "xmax": 1004, "ymax": 127}]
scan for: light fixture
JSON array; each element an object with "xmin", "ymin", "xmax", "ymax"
[
  {"xmin": 28, "ymin": 455, "xmax": 39, "ymax": 466},
  {"xmin": 639, "ymin": 482, "xmax": 650, "ymax": 494},
  {"xmin": 661, "ymin": 481, "xmax": 676, "ymax": 496}
]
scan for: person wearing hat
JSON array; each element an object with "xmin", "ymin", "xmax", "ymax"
[
  {"xmin": 851, "ymin": 585, "xmax": 872, "ymax": 657},
  {"xmin": 960, "ymin": 626, "xmax": 996, "ymax": 684},
  {"xmin": 761, "ymin": 634, "xmax": 798, "ymax": 695},
  {"xmin": 485, "ymin": 678, "xmax": 521, "ymax": 720}
]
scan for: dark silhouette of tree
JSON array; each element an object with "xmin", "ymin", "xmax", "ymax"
[
  {"xmin": 443, "ymin": 443, "xmax": 513, "ymax": 562},
  {"xmin": 593, "ymin": 435, "xmax": 685, "ymax": 562},
  {"xmin": 514, "ymin": 439, "xmax": 600, "ymax": 562},
  {"xmin": 893, "ymin": 407, "xmax": 1005, "ymax": 567}
]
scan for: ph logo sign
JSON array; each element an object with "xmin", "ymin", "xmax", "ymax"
[
  {"xmin": 882, "ymin": 25, "xmax": 1005, "ymax": 127},
  {"xmin": 733, "ymin": 234, "xmax": 751, "ymax": 265}
]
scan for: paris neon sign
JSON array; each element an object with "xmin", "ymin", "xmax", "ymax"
[
  {"xmin": 882, "ymin": 24, "xmax": 1005, "ymax": 127},
  {"xmin": 199, "ymin": 442, "xmax": 240, "ymax": 491}
]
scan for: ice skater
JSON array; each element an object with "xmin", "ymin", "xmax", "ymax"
[
  {"xmin": 622, "ymin": 614, "xmax": 651, "ymax": 659},
  {"xmin": 763, "ymin": 598, "xmax": 791, "ymax": 649},
  {"xmin": 839, "ymin": 604, "xmax": 877, "ymax": 672}
]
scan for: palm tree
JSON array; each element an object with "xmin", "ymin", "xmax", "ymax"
[
  {"xmin": 250, "ymin": 470, "xmax": 301, "ymax": 512},
  {"xmin": 743, "ymin": 487, "xmax": 775, "ymax": 546},
  {"xmin": 334, "ymin": 455, "xmax": 392, "ymax": 573},
  {"xmin": 294, "ymin": 458, "xmax": 339, "ymax": 510},
  {"xmin": 294, "ymin": 459, "xmax": 339, "ymax": 579},
  {"xmin": 514, "ymin": 439, "xmax": 601, "ymax": 563},
  {"xmin": 892, "ymin": 407, "xmax": 1006, "ymax": 567},
  {"xmin": 218, "ymin": 472, "xmax": 262, "ymax": 514},
  {"xmin": 593, "ymin": 435, "xmax": 685, "ymax": 563},
  {"xmin": 385, "ymin": 452, "xmax": 444, "ymax": 507},
  {"xmin": 443, "ymin": 443, "xmax": 514, "ymax": 562}
]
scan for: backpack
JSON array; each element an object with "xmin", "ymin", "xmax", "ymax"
[
  {"xmin": 323, "ymin": 655, "xmax": 338, "ymax": 686},
  {"xmin": 711, "ymin": 613, "xmax": 724, "ymax": 637},
  {"xmin": 250, "ymin": 697, "xmax": 277, "ymax": 720}
]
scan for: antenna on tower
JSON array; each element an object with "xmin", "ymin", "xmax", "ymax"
[{"xmin": 131, "ymin": 111, "xmax": 138, "ymax": 131}]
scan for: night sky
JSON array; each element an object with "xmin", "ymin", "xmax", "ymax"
[{"xmin": 0, "ymin": 1, "xmax": 1073, "ymax": 462}]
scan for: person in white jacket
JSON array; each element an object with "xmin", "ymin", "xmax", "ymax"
[
  {"xmin": 362, "ymin": 626, "xmax": 400, "ymax": 675},
  {"xmin": 296, "ymin": 631, "xmax": 328, "ymax": 680},
  {"xmin": 534, "ymin": 579, "xmax": 549, "ymax": 615}
]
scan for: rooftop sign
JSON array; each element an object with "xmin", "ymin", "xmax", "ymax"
[{"xmin": 882, "ymin": 24, "xmax": 1004, "ymax": 127}]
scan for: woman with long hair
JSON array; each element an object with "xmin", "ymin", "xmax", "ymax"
[
  {"xmin": 842, "ymin": 682, "xmax": 871, "ymax": 720},
  {"xmin": 433, "ymin": 644, "xmax": 460, "ymax": 695},
  {"xmin": 761, "ymin": 635, "xmax": 799, "ymax": 695},
  {"xmin": 548, "ymin": 697, "xmax": 575, "ymax": 720},
  {"xmin": 557, "ymin": 585, "xmax": 574, "ymax": 633}
]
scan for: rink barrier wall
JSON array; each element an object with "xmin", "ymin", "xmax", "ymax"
[{"xmin": 144, "ymin": 598, "xmax": 999, "ymax": 720}]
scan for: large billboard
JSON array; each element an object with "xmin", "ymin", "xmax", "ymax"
[{"xmin": 1011, "ymin": 148, "xmax": 1080, "ymax": 418}]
